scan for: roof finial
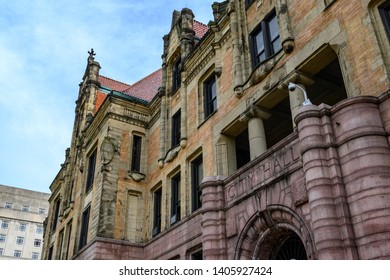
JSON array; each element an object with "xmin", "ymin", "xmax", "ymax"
[{"xmin": 88, "ymin": 48, "xmax": 96, "ymax": 62}]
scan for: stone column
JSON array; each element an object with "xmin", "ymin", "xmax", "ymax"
[
  {"xmin": 200, "ymin": 176, "xmax": 227, "ymax": 260},
  {"xmin": 295, "ymin": 104, "xmax": 348, "ymax": 259},
  {"xmin": 333, "ymin": 96, "xmax": 390, "ymax": 259},
  {"xmin": 240, "ymin": 106, "xmax": 270, "ymax": 160}
]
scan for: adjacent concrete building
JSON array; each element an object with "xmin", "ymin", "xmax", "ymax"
[
  {"xmin": 0, "ymin": 184, "xmax": 49, "ymax": 260},
  {"xmin": 43, "ymin": 0, "xmax": 390, "ymax": 260}
]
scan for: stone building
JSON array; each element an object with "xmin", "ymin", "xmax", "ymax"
[
  {"xmin": 0, "ymin": 184, "xmax": 49, "ymax": 259},
  {"xmin": 42, "ymin": 0, "xmax": 390, "ymax": 260}
]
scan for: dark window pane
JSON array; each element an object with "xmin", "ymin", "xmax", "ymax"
[
  {"xmin": 79, "ymin": 206, "xmax": 90, "ymax": 249},
  {"xmin": 86, "ymin": 149, "xmax": 97, "ymax": 192},
  {"xmin": 170, "ymin": 173, "xmax": 181, "ymax": 224},
  {"xmin": 153, "ymin": 189, "xmax": 162, "ymax": 236},
  {"xmin": 172, "ymin": 110, "xmax": 181, "ymax": 147},
  {"xmin": 131, "ymin": 135, "xmax": 142, "ymax": 172}
]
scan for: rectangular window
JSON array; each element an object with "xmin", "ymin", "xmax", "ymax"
[
  {"xmin": 48, "ymin": 246, "xmax": 53, "ymax": 260},
  {"xmin": 16, "ymin": 236, "xmax": 24, "ymax": 245},
  {"xmin": 79, "ymin": 206, "xmax": 90, "ymax": 250},
  {"xmin": 36, "ymin": 225, "xmax": 43, "ymax": 234},
  {"xmin": 4, "ymin": 202, "xmax": 12, "ymax": 209},
  {"xmin": 250, "ymin": 10, "xmax": 281, "ymax": 67},
  {"xmin": 52, "ymin": 198, "xmax": 61, "ymax": 231},
  {"xmin": 191, "ymin": 155, "xmax": 203, "ymax": 212},
  {"xmin": 19, "ymin": 223, "xmax": 27, "ymax": 232},
  {"xmin": 131, "ymin": 135, "xmax": 142, "ymax": 172},
  {"xmin": 380, "ymin": 1, "xmax": 390, "ymax": 40},
  {"xmin": 65, "ymin": 221, "xmax": 72, "ymax": 259},
  {"xmin": 38, "ymin": 208, "xmax": 46, "ymax": 214},
  {"xmin": 34, "ymin": 239, "xmax": 42, "ymax": 247},
  {"xmin": 0, "ymin": 248, "xmax": 3, "ymax": 256},
  {"xmin": 14, "ymin": 250, "xmax": 22, "ymax": 258},
  {"xmin": 32, "ymin": 252, "xmax": 39, "ymax": 260},
  {"xmin": 21, "ymin": 205, "xmax": 29, "ymax": 212},
  {"xmin": 0, "ymin": 234, "xmax": 6, "ymax": 243},
  {"xmin": 172, "ymin": 110, "xmax": 181, "ymax": 147},
  {"xmin": 170, "ymin": 173, "xmax": 181, "ymax": 225},
  {"xmin": 204, "ymin": 76, "xmax": 217, "ymax": 119},
  {"xmin": 172, "ymin": 56, "xmax": 181, "ymax": 92},
  {"xmin": 1, "ymin": 220, "xmax": 9, "ymax": 230},
  {"xmin": 57, "ymin": 230, "xmax": 64, "ymax": 260},
  {"xmin": 152, "ymin": 188, "xmax": 162, "ymax": 237},
  {"xmin": 86, "ymin": 148, "xmax": 97, "ymax": 192}
]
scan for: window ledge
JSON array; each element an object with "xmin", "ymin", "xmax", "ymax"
[{"xmin": 198, "ymin": 109, "xmax": 218, "ymax": 129}]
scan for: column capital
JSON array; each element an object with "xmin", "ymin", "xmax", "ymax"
[
  {"xmin": 239, "ymin": 105, "xmax": 271, "ymax": 123},
  {"xmin": 278, "ymin": 71, "xmax": 315, "ymax": 91}
]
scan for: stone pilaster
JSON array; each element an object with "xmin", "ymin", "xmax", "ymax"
[
  {"xmin": 276, "ymin": 0, "xmax": 295, "ymax": 54},
  {"xmin": 228, "ymin": 1, "xmax": 244, "ymax": 97},
  {"xmin": 200, "ymin": 176, "xmax": 227, "ymax": 260}
]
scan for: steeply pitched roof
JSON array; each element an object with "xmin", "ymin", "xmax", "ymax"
[
  {"xmin": 98, "ymin": 76, "xmax": 131, "ymax": 92},
  {"xmin": 194, "ymin": 20, "xmax": 209, "ymax": 40},
  {"xmin": 121, "ymin": 68, "xmax": 162, "ymax": 103}
]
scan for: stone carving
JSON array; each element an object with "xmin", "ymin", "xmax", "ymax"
[{"xmin": 100, "ymin": 136, "xmax": 117, "ymax": 166}]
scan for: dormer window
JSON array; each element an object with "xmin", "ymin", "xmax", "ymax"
[{"xmin": 172, "ymin": 56, "xmax": 181, "ymax": 92}]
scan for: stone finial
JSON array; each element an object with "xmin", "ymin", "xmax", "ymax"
[{"xmin": 88, "ymin": 48, "xmax": 96, "ymax": 63}]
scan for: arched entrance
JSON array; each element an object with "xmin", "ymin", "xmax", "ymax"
[
  {"xmin": 234, "ymin": 205, "xmax": 315, "ymax": 260},
  {"xmin": 272, "ymin": 232, "xmax": 307, "ymax": 260}
]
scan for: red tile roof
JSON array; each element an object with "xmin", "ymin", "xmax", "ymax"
[
  {"xmin": 98, "ymin": 76, "xmax": 131, "ymax": 92},
  {"xmin": 122, "ymin": 68, "xmax": 162, "ymax": 103},
  {"xmin": 194, "ymin": 20, "xmax": 209, "ymax": 40}
]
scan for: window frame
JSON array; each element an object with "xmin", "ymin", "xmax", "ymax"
[
  {"xmin": 191, "ymin": 155, "xmax": 203, "ymax": 212},
  {"xmin": 14, "ymin": 250, "xmax": 22, "ymax": 258},
  {"xmin": 52, "ymin": 198, "xmax": 61, "ymax": 231},
  {"xmin": 172, "ymin": 56, "xmax": 181, "ymax": 93},
  {"xmin": 32, "ymin": 252, "xmax": 39, "ymax": 260},
  {"xmin": 249, "ymin": 10, "xmax": 281, "ymax": 67},
  {"xmin": 152, "ymin": 188, "xmax": 162, "ymax": 237},
  {"xmin": 86, "ymin": 148, "xmax": 97, "ymax": 193},
  {"xmin": 78, "ymin": 206, "xmax": 91, "ymax": 250},
  {"xmin": 36, "ymin": 225, "xmax": 43, "ymax": 234},
  {"xmin": 0, "ymin": 234, "xmax": 6, "ymax": 243},
  {"xmin": 170, "ymin": 172, "xmax": 181, "ymax": 225},
  {"xmin": 171, "ymin": 110, "xmax": 181, "ymax": 148},
  {"xmin": 38, "ymin": 208, "xmax": 46, "ymax": 214},
  {"xmin": 131, "ymin": 135, "xmax": 142, "ymax": 172},
  {"xmin": 18, "ymin": 223, "xmax": 27, "ymax": 232},
  {"xmin": 380, "ymin": 1, "xmax": 390, "ymax": 40},
  {"xmin": 1, "ymin": 220, "xmax": 9, "ymax": 230},
  {"xmin": 21, "ymin": 205, "xmax": 29, "ymax": 212},
  {"xmin": 204, "ymin": 75, "xmax": 217, "ymax": 119},
  {"xmin": 34, "ymin": 239, "xmax": 42, "ymax": 247},
  {"xmin": 16, "ymin": 236, "xmax": 24, "ymax": 246},
  {"xmin": 4, "ymin": 202, "xmax": 12, "ymax": 209}
]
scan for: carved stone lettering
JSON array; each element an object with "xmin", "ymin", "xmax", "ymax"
[{"xmin": 225, "ymin": 141, "xmax": 300, "ymax": 204}]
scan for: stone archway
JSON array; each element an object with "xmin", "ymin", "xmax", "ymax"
[{"xmin": 234, "ymin": 205, "xmax": 315, "ymax": 260}]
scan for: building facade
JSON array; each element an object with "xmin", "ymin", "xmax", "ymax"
[
  {"xmin": 0, "ymin": 184, "xmax": 49, "ymax": 260},
  {"xmin": 43, "ymin": 0, "xmax": 390, "ymax": 260}
]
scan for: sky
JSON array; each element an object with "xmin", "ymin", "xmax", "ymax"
[{"xmin": 0, "ymin": 0, "xmax": 215, "ymax": 194}]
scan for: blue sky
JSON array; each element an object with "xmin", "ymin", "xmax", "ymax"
[{"xmin": 0, "ymin": 0, "xmax": 214, "ymax": 193}]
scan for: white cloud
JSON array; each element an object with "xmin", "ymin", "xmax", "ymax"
[{"xmin": 0, "ymin": 0, "xmax": 215, "ymax": 193}]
